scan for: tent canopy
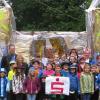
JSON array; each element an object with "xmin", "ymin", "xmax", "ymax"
[
  {"xmin": 87, "ymin": 0, "xmax": 100, "ymax": 11},
  {"xmin": 86, "ymin": 0, "xmax": 100, "ymax": 52}
]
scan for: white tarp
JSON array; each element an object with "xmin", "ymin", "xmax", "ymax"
[
  {"xmin": 45, "ymin": 76, "xmax": 70, "ymax": 95},
  {"xmin": 86, "ymin": 0, "xmax": 100, "ymax": 51},
  {"xmin": 14, "ymin": 32, "xmax": 33, "ymax": 63},
  {"xmin": 0, "ymin": 0, "xmax": 14, "ymax": 62},
  {"xmin": 12, "ymin": 31, "xmax": 87, "ymax": 62}
]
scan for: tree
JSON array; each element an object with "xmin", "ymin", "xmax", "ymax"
[{"xmin": 11, "ymin": 0, "xmax": 92, "ymax": 31}]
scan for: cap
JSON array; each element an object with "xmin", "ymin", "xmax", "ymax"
[
  {"xmin": 61, "ymin": 62, "xmax": 69, "ymax": 67},
  {"xmin": 70, "ymin": 63, "xmax": 77, "ymax": 69},
  {"xmin": 10, "ymin": 60, "xmax": 16, "ymax": 65},
  {"xmin": 0, "ymin": 68, "xmax": 6, "ymax": 73}
]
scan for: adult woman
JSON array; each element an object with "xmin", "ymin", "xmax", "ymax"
[{"xmin": 16, "ymin": 54, "xmax": 29, "ymax": 76}]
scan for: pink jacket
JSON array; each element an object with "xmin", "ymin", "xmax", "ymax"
[{"xmin": 43, "ymin": 70, "xmax": 55, "ymax": 76}]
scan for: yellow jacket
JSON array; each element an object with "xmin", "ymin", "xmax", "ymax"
[{"xmin": 8, "ymin": 69, "xmax": 16, "ymax": 80}]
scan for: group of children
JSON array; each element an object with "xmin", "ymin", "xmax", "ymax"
[{"xmin": 0, "ymin": 48, "xmax": 100, "ymax": 100}]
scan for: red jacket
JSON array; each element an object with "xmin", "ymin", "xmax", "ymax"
[{"xmin": 24, "ymin": 77, "xmax": 41, "ymax": 94}]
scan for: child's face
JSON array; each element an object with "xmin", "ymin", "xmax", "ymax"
[
  {"xmin": 33, "ymin": 62, "xmax": 39, "ymax": 69},
  {"xmin": 63, "ymin": 65, "xmax": 69, "ymax": 71},
  {"xmin": 12, "ymin": 63, "xmax": 17, "ymax": 69},
  {"xmin": 97, "ymin": 56, "xmax": 100, "ymax": 63},
  {"xmin": 47, "ymin": 64, "xmax": 52, "ymax": 70},
  {"xmin": 70, "ymin": 68, "xmax": 76, "ymax": 73},
  {"xmin": 91, "ymin": 67, "xmax": 97, "ymax": 73},
  {"xmin": 55, "ymin": 66, "xmax": 61, "ymax": 73},
  {"xmin": 0, "ymin": 72, "xmax": 5, "ymax": 77},
  {"xmin": 30, "ymin": 71, "xmax": 35, "ymax": 77},
  {"xmin": 84, "ymin": 66, "xmax": 90, "ymax": 73}
]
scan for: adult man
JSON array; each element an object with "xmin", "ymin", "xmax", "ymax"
[{"xmin": 1, "ymin": 44, "xmax": 17, "ymax": 73}]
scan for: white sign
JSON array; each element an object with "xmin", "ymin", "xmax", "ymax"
[{"xmin": 45, "ymin": 76, "xmax": 70, "ymax": 95}]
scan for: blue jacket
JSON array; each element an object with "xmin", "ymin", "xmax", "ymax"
[
  {"xmin": 0, "ymin": 77, "xmax": 8, "ymax": 97},
  {"xmin": 92, "ymin": 73, "xmax": 98, "ymax": 91},
  {"xmin": 61, "ymin": 70, "xmax": 70, "ymax": 77},
  {"xmin": 96, "ymin": 74, "xmax": 100, "ymax": 90},
  {"xmin": 69, "ymin": 72, "xmax": 80, "ymax": 93}
]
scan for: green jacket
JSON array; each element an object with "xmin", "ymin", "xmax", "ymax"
[{"xmin": 80, "ymin": 72, "xmax": 94, "ymax": 94}]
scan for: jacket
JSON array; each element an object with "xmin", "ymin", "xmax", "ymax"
[
  {"xmin": 0, "ymin": 77, "xmax": 8, "ymax": 97},
  {"xmin": 69, "ymin": 72, "xmax": 80, "ymax": 93},
  {"xmin": 12, "ymin": 74, "xmax": 26, "ymax": 94},
  {"xmin": 43, "ymin": 70, "xmax": 55, "ymax": 76},
  {"xmin": 96, "ymin": 74, "xmax": 100, "ymax": 90},
  {"xmin": 93, "ymin": 73, "xmax": 98, "ymax": 91},
  {"xmin": 1, "ymin": 54, "xmax": 17, "ymax": 73},
  {"xmin": 61, "ymin": 70, "xmax": 70, "ymax": 77},
  {"xmin": 23, "ymin": 77, "xmax": 41, "ymax": 94},
  {"xmin": 80, "ymin": 72, "xmax": 94, "ymax": 94},
  {"xmin": 8, "ymin": 69, "xmax": 16, "ymax": 80}
]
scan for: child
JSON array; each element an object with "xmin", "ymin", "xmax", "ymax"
[
  {"xmin": 50, "ymin": 65, "xmax": 65, "ymax": 100},
  {"xmin": 12, "ymin": 67, "xmax": 26, "ymax": 100},
  {"xmin": 78, "ymin": 57, "xmax": 86, "ymax": 78},
  {"xmin": 96, "ymin": 68, "xmax": 100, "ymax": 100},
  {"xmin": 24, "ymin": 70, "xmax": 41, "ymax": 100},
  {"xmin": 80, "ymin": 63, "xmax": 94, "ymax": 100},
  {"xmin": 61, "ymin": 62, "xmax": 70, "ymax": 100},
  {"xmin": 90, "ymin": 65, "xmax": 99, "ymax": 100},
  {"xmin": 8, "ymin": 60, "xmax": 17, "ymax": 80},
  {"xmin": 43, "ymin": 63, "xmax": 55, "ymax": 76},
  {"xmin": 54, "ymin": 64, "xmax": 63, "ymax": 76},
  {"xmin": 40, "ymin": 63, "xmax": 55, "ymax": 100},
  {"xmin": 0, "ymin": 68, "xmax": 8, "ymax": 100},
  {"xmin": 7, "ymin": 60, "xmax": 17, "ymax": 100},
  {"xmin": 61, "ymin": 62, "xmax": 69, "ymax": 77},
  {"xmin": 96, "ymin": 55, "xmax": 100, "ymax": 67},
  {"xmin": 69, "ymin": 64, "xmax": 80, "ymax": 100},
  {"xmin": 29, "ymin": 60, "xmax": 42, "ymax": 78}
]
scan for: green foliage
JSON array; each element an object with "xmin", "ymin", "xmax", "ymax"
[{"xmin": 11, "ymin": 0, "xmax": 92, "ymax": 31}]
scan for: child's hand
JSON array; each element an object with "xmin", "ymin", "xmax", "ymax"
[
  {"xmin": 42, "ymin": 78, "xmax": 45, "ymax": 82},
  {"xmin": 25, "ymin": 90, "xmax": 27, "ymax": 93},
  {"xmin": 35, "ymin": 90, "xmax": 38, "ymax": 94}
]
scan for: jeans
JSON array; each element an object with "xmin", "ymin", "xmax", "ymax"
[
  {"xmin": 91, "ymin": 90, "xmax": 99, "ymax": 100},
  {"xmin": 69, "ymin": 92, "xmax": 78, "ymax": 100},
  {"xmin": 16, "ymin": 93, "xmax": 24, "ymax": 100},
  {"xmin": 0, "ymin": 97, "xmax": 7, "ymax": 100},
  {"xmin": 81, "ymin": 93, "xmax": 91, "ymax": 100},
  {"xmin": 27, "ymin": 94, "xmax": 36, "ymax": 100}
]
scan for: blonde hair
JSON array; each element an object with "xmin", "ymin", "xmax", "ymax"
[
  {"xmin": 83, "ymin": 63, "xmax": 90, "ymax": 71},
  {"xmin": 16, "ymin": 54, "xmax": 24, "ymax": 62}
]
